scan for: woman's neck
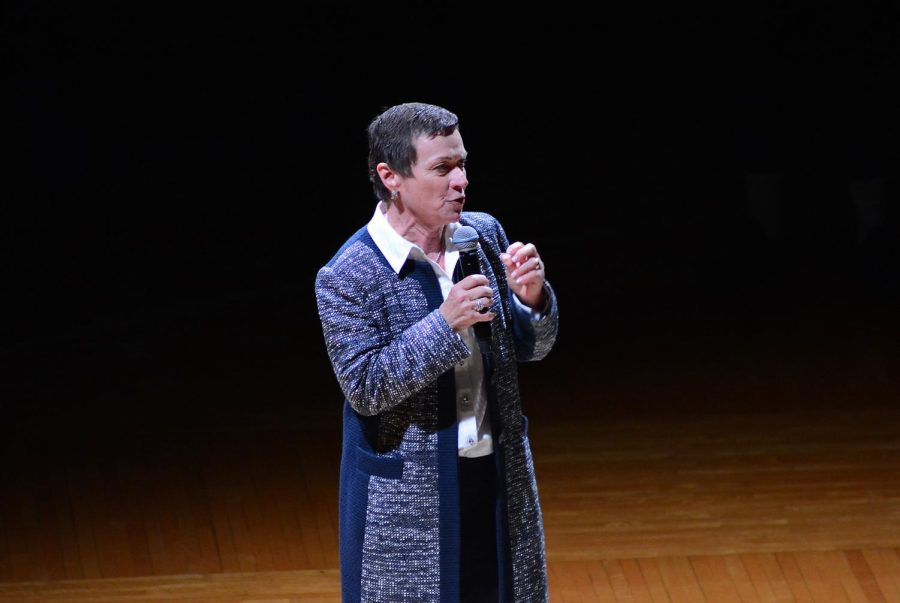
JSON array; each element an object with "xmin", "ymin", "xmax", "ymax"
[
  {"xmin": 385, "ymin": 204, "xmax": 446, "ymax": 257},
  {"xmin": 418, "ymin": 229, "xmax": 446, "ymax": 270}
]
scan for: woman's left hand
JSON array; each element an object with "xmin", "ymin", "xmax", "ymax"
[{"xmin": 501, "ymin": 242, "xmax": 547, "ymax": 310}]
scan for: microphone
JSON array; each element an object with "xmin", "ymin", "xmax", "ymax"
[{"xmin": 451, "ymin": 226, "xmax": 491, "ymax": 343}]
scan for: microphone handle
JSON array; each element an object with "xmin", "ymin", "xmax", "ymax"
[
  {"xmin": 457, "ymin": 249, "xmax": 492, "ymax": 342},
  {"xmin": 458, "ymin": 250, "xmax": 482, "ymax": 281},
  {"xmin": 473, "ymin": 318, "xmax": 491, "ymax": 342}
]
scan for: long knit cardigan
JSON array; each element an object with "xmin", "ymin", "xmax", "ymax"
[{"xmin": 315, "ymin": 211, "xmax": 559, "ymax": 602}]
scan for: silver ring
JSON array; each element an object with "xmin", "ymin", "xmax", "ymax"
[
  {"xmin": 534, "ymin": 258, "xmax": 541, "ymax": 270},
  {"xmin": 474, "ymin": 298, "xmax": 484, "ymax": 312}
]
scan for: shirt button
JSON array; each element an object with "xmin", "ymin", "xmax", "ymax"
[{"xmin": 467, "ymin": 437, "xmax": 475, "ymax": 445}]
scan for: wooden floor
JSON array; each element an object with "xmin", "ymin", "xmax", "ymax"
[
  {"xmin": 1, "ymin": 549, "xmax": 900, "ymax": 602},
  {"xmin": 2, "ymin": 285, "xmax": 899, "ymax": 601}
]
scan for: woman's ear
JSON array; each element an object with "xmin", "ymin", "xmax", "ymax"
[{"xmin": 376, "ymin": 163, "xmax": 398, "ymax": 192}]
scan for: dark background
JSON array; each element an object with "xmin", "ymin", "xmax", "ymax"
[{"xmin": 4, "ymin": 4, "xmax": 899, "ymax": 444}]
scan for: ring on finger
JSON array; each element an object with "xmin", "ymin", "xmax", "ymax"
[{"xmin": 474, "ymin": 298, "xmax": 484, "ymax": 312}]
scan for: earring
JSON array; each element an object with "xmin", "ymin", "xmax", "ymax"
[{"xmin": 390, "ymin": 190, "xmax": 398, "ymax": 201}]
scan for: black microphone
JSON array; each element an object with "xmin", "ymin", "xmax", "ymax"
[{"xmin": 451, "ymin": 226, "xmax": 491, "ymax": 343}]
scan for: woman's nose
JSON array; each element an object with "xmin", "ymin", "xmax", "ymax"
[{"xmin": 451, "ymin": 167, "xmax": 468, "ymax": 190}]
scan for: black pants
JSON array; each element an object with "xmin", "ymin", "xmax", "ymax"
[{"xmin": 459, "ymin": 453, "xmax": 499, "ymax": 603}]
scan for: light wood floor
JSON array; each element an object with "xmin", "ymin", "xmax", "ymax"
[
  {"xmin": 2, "ymin": 290, "xmax": 899, "ymax": 601},
  {"xmin": 2, "ymin": 549, "xmax": 900, "ymax": 602}
]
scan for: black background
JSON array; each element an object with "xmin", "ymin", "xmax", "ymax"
[{"xmin": 5, "ymin": 3, "xmax": 899, "ymax": 437}]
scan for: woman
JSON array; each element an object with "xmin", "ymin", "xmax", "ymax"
[{"xmin": 315, "ymin": 102, "xmax": 559, "ymax": 602}]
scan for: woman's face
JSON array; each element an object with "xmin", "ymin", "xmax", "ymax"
[{"xmin": 397, "ymin": 129, "xmax": 469, "ymax": 229}]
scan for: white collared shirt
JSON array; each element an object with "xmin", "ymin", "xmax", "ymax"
[{"xmin": 367, "ymin": 203, "xmax": 493, "ymax": 458}]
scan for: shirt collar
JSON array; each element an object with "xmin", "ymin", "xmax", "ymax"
[{"xmin": 367, "ymin": 202, "xmax": 462, "ymax": 274}]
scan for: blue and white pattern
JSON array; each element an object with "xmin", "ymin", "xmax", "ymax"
[{"xmin": 316, "ymin": 211, "xmax": 559, "ymax": 602}]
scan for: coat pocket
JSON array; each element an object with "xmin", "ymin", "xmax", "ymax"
[{"xmin": 354, "ymin": 445, "xmax": 404, "ymax": 479}]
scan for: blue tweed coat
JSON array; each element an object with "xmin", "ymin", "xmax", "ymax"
[{"xmin": 315, "ymin": 211, "xmax": 559, "ymax": 602}]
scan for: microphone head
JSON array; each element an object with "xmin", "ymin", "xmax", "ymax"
[{"xmin": 451, "ymin": 225, "xmax": 479, "ymax": 252}]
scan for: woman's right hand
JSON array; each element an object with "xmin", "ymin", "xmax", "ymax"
[{"xmin": 440, "ymin": 275, "xmax": 496, "ymax": 333}]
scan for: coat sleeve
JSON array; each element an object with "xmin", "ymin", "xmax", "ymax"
[
  {"xmin": 488, "ymin": 217, "xmax": 560, "ymax": 362},
  {"xmin": 315, "ymin": 258, "xmax": 470, "ymax": 416}
]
